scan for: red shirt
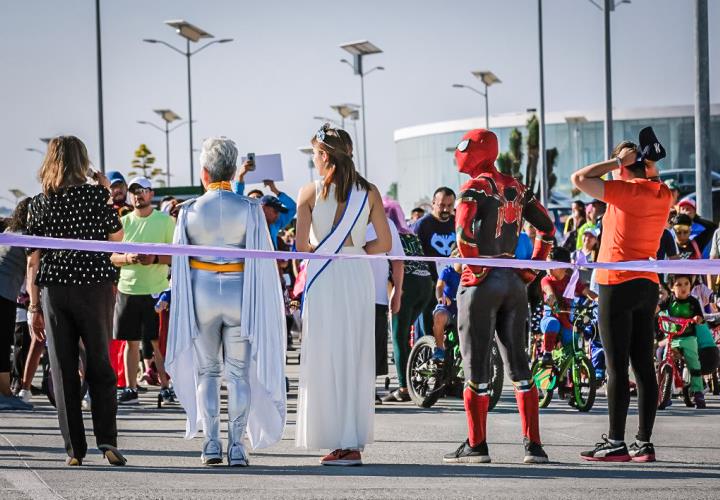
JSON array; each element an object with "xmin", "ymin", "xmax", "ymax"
[
  {"xmin": 541, "ymin": 273, "xmax": 585, "ymax": 329},
  {"xmin": 596, "ymin": 179, "xmax": 672, "ymax": 285}
]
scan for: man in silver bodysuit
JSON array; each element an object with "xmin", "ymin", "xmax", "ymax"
[{"xmin": 167, "ymin": 137, "xmax": 287, "ymax": 467}]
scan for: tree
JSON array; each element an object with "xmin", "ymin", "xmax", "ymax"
[
  {"xmin": 386, "ymin": 182, "xmax": 398, "ymax": 200},
  {"xmin": 525, "ymin": 114, "xmax": 539, "ymax": 194},
  {"xmin": 546, "ymin": 147, "xmax": 558, "ymax": 193},
  {"xmin": 523, "ymin": 115, "xmax": 560, "ymax": 199},
  {"xmin": 497, "ymin": 128, "xmax": 523, "ymax": 181},
  {"xmin": 128, "ymin": 144, "xmax": 165, "ymax": 181}
]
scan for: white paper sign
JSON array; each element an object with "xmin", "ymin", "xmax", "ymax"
[{"xmin": 240, "ymin": 153, "xmax": 284, "ymax": 184}]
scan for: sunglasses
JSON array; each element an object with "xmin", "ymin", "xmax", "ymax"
[{"xmin": 132, "ymin": 187, "xmax": 151, "ymax": 196}]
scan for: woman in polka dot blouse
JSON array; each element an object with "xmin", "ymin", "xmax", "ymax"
[{"xmin": 26, "ymin": 136, "xmax": 127, "ymax": 467}]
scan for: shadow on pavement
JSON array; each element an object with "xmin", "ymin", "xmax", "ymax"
[{"xmin": 2, "ymin": 462, "xmax": 719, "ymax": 481}]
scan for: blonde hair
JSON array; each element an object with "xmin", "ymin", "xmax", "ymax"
[{"xmin": 38, "ymin": 136, "xmax": 91, "ymax": 194}]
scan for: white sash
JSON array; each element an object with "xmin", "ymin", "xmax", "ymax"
[{"xmin": 303, "ymin": 187, "xmax": 368, "ymax": 297}]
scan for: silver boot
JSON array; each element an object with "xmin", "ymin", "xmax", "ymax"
[
  {"xmin": 227, "ymin": 415, "xmax": 249, "ymax": 467},
  {"xmin": 201, "ymin": 416, "xmax": 223, "ymax": 465}
]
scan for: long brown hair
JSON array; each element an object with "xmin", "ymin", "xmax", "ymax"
[
  {"xmin": 311, "ymin": 124, "xmax": 370, "ymax": 204},
  {"xmin": 38, "ymin": 136, "xmax": 91, "ymax": 194}
]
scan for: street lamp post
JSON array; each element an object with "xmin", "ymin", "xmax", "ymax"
[
  {"xmin": 587, "ymin": 0, "xmax": 632, "ymax": 157},
  {"xmin": 143, "ymin": 21, "xmax": 233, "ymax": 186},
  {"xmin": 537, "ymin": 0, "xmax": 548, "ymax": 207},
  {"xmin": 694, "ymin": 0, "xmax": 711, "ymax": 220},
  {"xmin": 452, "ymin": 70, "xmax": 500, "ymax": 129},
  {"xmin": 137, "ymin": 109, "xmax": 189, "ymax": 187},
  {"xmin": 299, "ymin": 147, "xmax": 315, "ymax": 182},
  {"xmin": 25, "ymin": 138, "xmax": 51, "ymax": 156},
  {"xmin": 330, "ymin": 103, "xmax": 360, "ymax": 129},
  {"xmin": 339, "ymin": 40, "xmax": 384, "ymax": 178},
  {"xmin": 330, "ymin": 104, "xmax": 361, "ymax": 159},
  {"xmin": 95, "ymin": 0, "xmax": 105, "ymax": 172}
]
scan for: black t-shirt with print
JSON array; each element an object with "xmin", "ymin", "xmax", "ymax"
[
  {"xmin": 398, "ymin": 233, "xmax": 431, "ymax": 278},
  {"xmin": 27, "ymin": 184, "xmax": 122, "ymax": 286},
  {"xmin": 414, "ymin": 213, "xmax": 456, "ymax": 279}
]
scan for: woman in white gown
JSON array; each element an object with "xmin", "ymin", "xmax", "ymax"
[{"xmin": 295, "ymin": 124, "xmax": 391, "ymax": 466}]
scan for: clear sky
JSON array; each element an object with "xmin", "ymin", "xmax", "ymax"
[{"xmin": 0, "ymin": 0, "xmax": 717, "ymax": 209}]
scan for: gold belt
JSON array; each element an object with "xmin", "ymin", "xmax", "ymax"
[{"xmin": 189, "ymin": 259, "xmax": 244, "ymax": 273}]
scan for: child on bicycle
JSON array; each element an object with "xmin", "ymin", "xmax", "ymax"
[
  {"xmin": 431, "ymin": 248, "xmax": 461, "ymax": 362},
  {"xmin": 657, "ymin": 274, "xmax": 706, "ymax": 408},
  {"xmin": 540, "ymin": 247, "xmax": 597, "ymax": 367}
]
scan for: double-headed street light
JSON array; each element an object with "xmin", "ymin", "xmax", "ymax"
[
  {"xmin": 330, "ymin": 103, "xmax": 361, "ymax": 160},
  {"xmin": 143, "ymin": 20, "xmax": 233, "ymax": 186},
  {"xmin": 26, "ymin": 137, "xmax": 51, "ymax": 155},
  {"xmin": 339, "ymin": 40, "xmax": 384, "ymax": 178},
  {"xmin": 137, "ymin": 108, "xmax": 192, "ymax": 187},
  {"xmin": 452, "ymin": 70, "xmax": 501, "ymax": 129}
]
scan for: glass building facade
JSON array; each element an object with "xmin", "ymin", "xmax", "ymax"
[{"xmin": 394, "ymin": 105, "xmax": 720, "ymax": 211}]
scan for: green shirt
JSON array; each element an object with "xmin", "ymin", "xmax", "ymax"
[{"xmin": 118, "ymin": 210, "xmax": 175, "ymax": 295}]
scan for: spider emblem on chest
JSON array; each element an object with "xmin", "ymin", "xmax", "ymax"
[{"xmin": 476, "ymin": 176, "xmax": 525, "ymax": 238}]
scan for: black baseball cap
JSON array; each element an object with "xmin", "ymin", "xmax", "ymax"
[{"xmin": 260, "ymin": 195, "xmax": 289, "ymax": 213}]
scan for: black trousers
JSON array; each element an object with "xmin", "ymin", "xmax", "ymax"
[
  {"xmin": 457, "ymin": 268, "xmax": 531, "ymax": 385},
  {"xmin": 0, "ymin": 296, "xmax": 15, "ymax": 373},
  {"xmin": 598, "ymin": 279, "xmax": 659, "ymax": 443},
  {"xmin": 42, "ymin": 282, "xmax": 118, "ymax": 459},
  {"xmin": 12, "ymin": 321, "xmax": 31, "ymax": 386},
  {"xmin": 374, "ymin": 304, "xmax": 389, "ymax": 377}
]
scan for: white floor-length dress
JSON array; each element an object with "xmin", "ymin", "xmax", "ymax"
[{"xmin": 296, "ymin": 181, "xmax": 375, "ymax": 450}]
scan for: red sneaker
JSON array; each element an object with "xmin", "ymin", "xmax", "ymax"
[{"xmin": 320, "ymin": 449, "xmax": 362, "ymax": 466}]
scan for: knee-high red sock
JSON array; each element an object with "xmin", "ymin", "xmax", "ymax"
[
  {"xmin": 463, "ymin": 385, "xmax": 489, "ymax": 447},
  {"xmin": 515, "ymin": 382, "xmax": 541, "ymax": 444}
]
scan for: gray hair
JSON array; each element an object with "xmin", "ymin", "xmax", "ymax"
[{"xmin": 199, "ymin": 137, "xmax": 238, "ymax": 182}]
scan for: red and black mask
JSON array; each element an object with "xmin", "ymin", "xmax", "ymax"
[{"xmin": 455, "ymin": 129, "xmax": 498, "ymax": 177}]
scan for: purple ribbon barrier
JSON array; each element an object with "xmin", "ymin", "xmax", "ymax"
[{"xmin": 3, "ymin": 232, "xmax": 720, "ymax": 274}]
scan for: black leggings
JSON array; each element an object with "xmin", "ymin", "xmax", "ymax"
[
  {"xmin": 0, "ymin": 295, "xmax": 16, "ymax": 373},
  {"xmin": 457, "ymin": 268, "xmax": 531, "ymax": 385},
  {"xmin": 598, "ymin": 279, "xmax": 659, "ymax": 443}
]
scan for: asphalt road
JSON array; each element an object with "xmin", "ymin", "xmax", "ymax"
[{"xmin": 2, "ymin": 354, "xmax": 719, "ymax": 499}]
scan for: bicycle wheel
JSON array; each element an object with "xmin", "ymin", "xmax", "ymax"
[
  {"xmin": 572, "ymin": 355, "xmax": 596, "ymax": 412},
  {"xmin": 657, "ymin": 364, "xmax": 673, "ymax": 409},
  {"xmin": 407, "ymin": 336, "xmax": 444, "ymax": 408},
  {"xmin": 488, "ymin": 340, "xmax": 504, "ymax": 411},
  {"xmin": 531, "ymin": 360, "xmax": 555, "ymax": 408}
]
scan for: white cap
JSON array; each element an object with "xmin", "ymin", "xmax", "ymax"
[{"xmin": 128, "ymin": 176, "xmax": 152, "ymax": 190}]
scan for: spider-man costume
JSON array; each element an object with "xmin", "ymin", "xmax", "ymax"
[{"xmin": 451, "ymin": 129, "xmax": 555, "ymax": 461}]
